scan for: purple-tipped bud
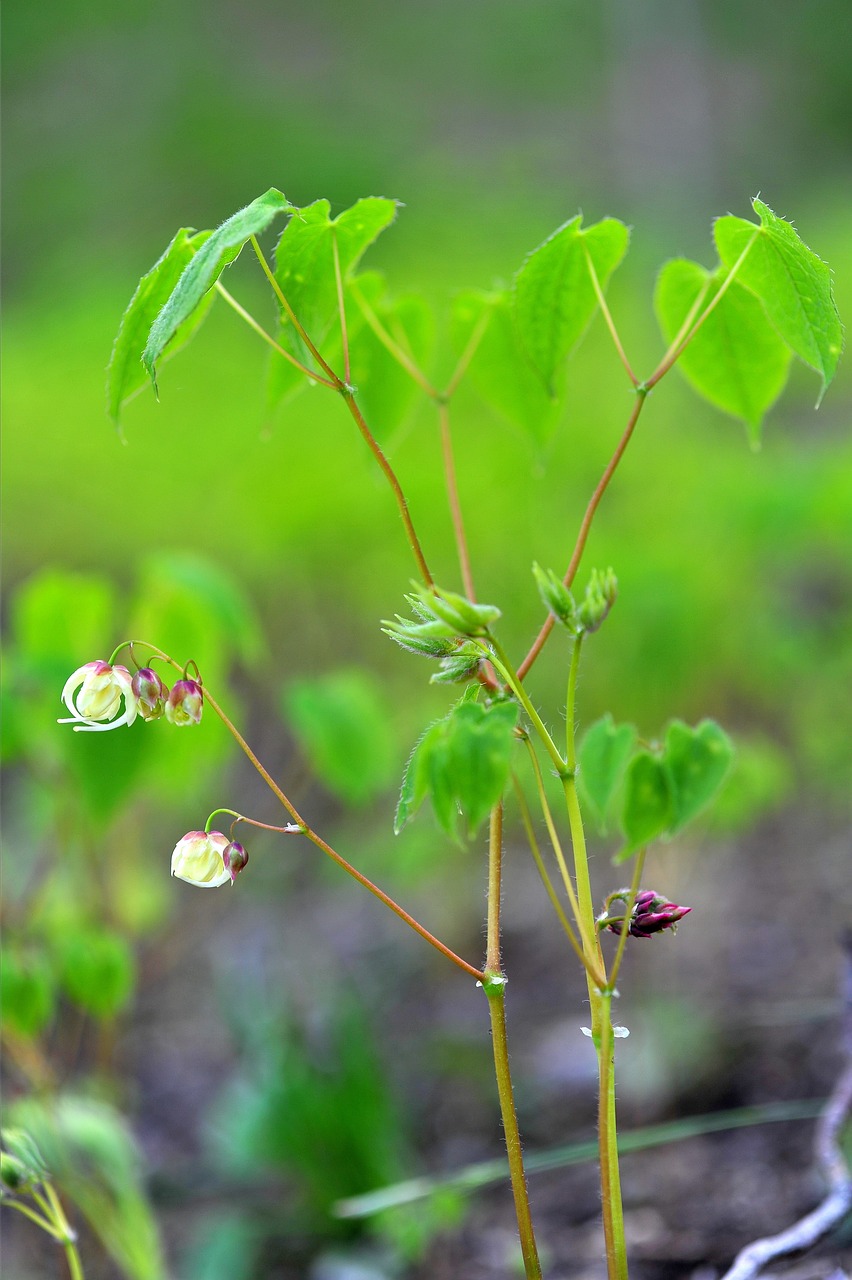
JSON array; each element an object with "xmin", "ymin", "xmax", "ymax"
[
  {"xmin": 599, "ymin": 888, "xmax": 692, "ymax": 938},
  {"xmin": 165, "ymin": 678, "xmax": 203, "ymax": 726},
  {"xmin": 223, "ymin": 840, "xmax": 249, "ymax": 884},
  {"xmin": 131, "ymin": 667, "xmax": 169, "ymax": 721}
]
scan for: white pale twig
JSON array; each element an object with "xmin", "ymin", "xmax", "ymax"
[{"xmin": 720, "ymin": 936, "xmax": 852, "ymax": 1280}]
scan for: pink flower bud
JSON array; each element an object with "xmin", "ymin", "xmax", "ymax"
[
  {"xmin": 223, "ymin": 840, "xmax": 249, "ymax": 884},
  {"xmin": 58, "ymin": 661, "xmax": 138, "ymax": 732},
  {"xmin": 599, "ymin": 888, "xmax": 692, "ymax": 938},
  {"xmin": 165, "ymin": 678, "xmax": 203, "ymax": 726},
  {"xmin": 170, "ymin": 830, "xmax": 230, "ymax": 888},
  {"xmin": 131, "ymin": 668, "xmax": 169, "ymax": 721}
]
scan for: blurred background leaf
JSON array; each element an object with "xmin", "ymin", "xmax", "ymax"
[{"xmin": 2, "ymin": 3, "xmax": 851, "ymax": 1276}]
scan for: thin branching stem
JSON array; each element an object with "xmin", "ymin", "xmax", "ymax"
[
  {"xmin": 522, "ymin": 737, "xmax": 605, "ymax": 985},
  {"xmin": 517, "ymin": 389, "xmax": 648, "ymax": 682},
  {"xmin": 486, "ymin": 636, "xmax": 566, "ymax": 775},
  {"xmin": 250, "ymin": 235, "xmax": 340, "ymax": 384},
  {"xmin": 350, "ymin": 282, "xmax": 438, "ymax": 396},
  {"xmin": 4, "ymin": 1199, "xmax": 64, "ymax": 1240},
  {"xmin": 331, "ymin": 234, "xmax": 352, "ymax": 385},
  {"xmin": 444, "ymin": 305, "xmax": 491, "ymax": 400},
  {"xmin": 606, "ymin": 848, "xmax": 646, "ymax": 993},
  {"xmin": 583, "ymin": 245, "xmax": 638, "ymax": 386},
  {"xmin": 340, "ymin": 391, "xmax": 434, "ymax": 584},
  {"xmin": 512, "ymin": 772, "xmax": 588, "ymax": 969},
  {"xmin": 483, "ymin": 801, "xmax": 543, "ymax": 1280},
  {"xmin": 214, "ymin": 283, "xmax": 337, "ymax": 388},
  {"xmin": 130, "ymin": 644, "xmax": 483, "ymax": 981},
  {"xmin": 646, "ymin": 229, "xmax": 759, "ymax": 390},
  {"xmin": 517, "ymin": 228, "xmax": 760, "ymax": 683}
]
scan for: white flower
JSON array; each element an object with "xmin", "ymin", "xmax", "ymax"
[
  {"xmin": 170, "ymin": 831, "xmax": 231, "ymax": 888},
  {"xmin": 58, "ymin": 661, "xmax": 138, "ymax": 732}
]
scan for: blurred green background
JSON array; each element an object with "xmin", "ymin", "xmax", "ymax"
[{"xmin": 3, "ymin": 2, "xmax": 851, "ymax": 1277}]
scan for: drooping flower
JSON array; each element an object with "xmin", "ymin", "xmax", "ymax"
[
  {"xmin": 58, "ymin": 661, "xmax": 138, "ymax": 732},
  {"xmin": 132, "ymin": 667, "xmax": 169, "ymax": 721},
  {"xmin": 165, "ymin": 678, "xmax": 203, "ymax": 726},
  {"xmin": 170, "ymin": 831, "xmax": 231, "ymax": 888},
  {"xmin": 223, "ymin": 840, "xmax": 249, "ymax": 884},
  {"xmin": 599, "ymin": 888, "xmax": 692, "ymax": 938}
]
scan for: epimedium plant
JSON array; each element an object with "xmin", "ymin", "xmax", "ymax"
[{"xmin": 22, "ymin": 188, "xmax": 841, "ymax": 1278}]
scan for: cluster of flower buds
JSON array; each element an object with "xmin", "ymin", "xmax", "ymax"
[
  {"xmin": 0, "ymin": 1129, "xmax": 48, "ymax": 1194},
  {"xmin": 171, "ymin": 831, "xmax": 249, "ymax": 888},
  {"xmin": 382, "ymin": 584, "xmax": 500, "ymax": 684},
  {"xmin": 59, "ymin": 660, "xmax": 202, "ymax": 732},
  {"xmin": 598, "ymin": 888, "xmax": 692, "ymax": 938},
  {"xmin": 533, "ymin": 564, "xmax": 618, "ymax": 637}
]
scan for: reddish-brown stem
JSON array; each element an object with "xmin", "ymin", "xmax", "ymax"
[
  {"xmin": 486, "ymin": 802, "xmax": 503, "ymax": 973},
  {"xmin": 340, "ymin": 390, "xmax": 434, "ymax": 585},
  {"xmin": 250, "ymin": 235, "xmax": 340, "ymax": 385},
  {"xmin": 439, "ymin": 401, "xmax": 476, "ymax": 600},
  {"xmin": 200, "ymin": 686, "xmax": 483, "ymax": 980},
  {"xmin": 214, "ymin": 282, "xmax": 337, "ymax": 390},
  {"xmin": 517, "ymin": 388, "xmax": 648, "ymax": 681}
]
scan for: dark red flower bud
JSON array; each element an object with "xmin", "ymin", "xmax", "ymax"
[
  {"xmin": 223, "ymin": 840, "xmax": 249, "ymax": 884},
  {"xmin": 599, "ymin": 888, "xmax": 692, "ymax": 938},
  {"xmin": 131, "ymin": 667, "xmax": 169, "ymax": 721}
]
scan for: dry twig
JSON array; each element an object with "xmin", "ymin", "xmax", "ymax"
[{"xmin": 720, "ymin": 934, "xmax": 852, "ymax": 1280}]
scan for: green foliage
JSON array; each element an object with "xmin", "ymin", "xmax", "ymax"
[
  {"xmin": 283, "ymin": 668, "xmax": 397, "ymax": 805},
  {"xmin": 616, "ymin": 719, "xmax": 735, "ymax": 860},
  {"xmin": 142, "ymin": 188, "xmax": 293, "ymax": 392},
  {"xmin": 0, "ymin": 948, "xmax": 56, "ymax": 1038},
  {"xmin": 533, "ymin": 562, "xmax": 577, "ymax": 629},
  {"xmin": 396, "ymin": 699, "xmax": 518, "ymax": 839},
  {"xmin": 181, "ymin": 1214, "xmax": 258, "ymax": 1280},
  {"xmin": 707, "ymin": 736, "xmax": 792, "ymax": 833},
  {"xmin": 57, "ymin": 927, "xmax": 136, "ymax": 1020},
  {"xmin": 9, "ymin": 1094, "xmax": 165, "ymax": 1280},
  {"xmin": 451, "ymin": 290, "xmax": 563, "ymax": 444},
  {"xmin": 714, "ymin": 198, "xmax": 844, "ymax": 402},
  {"xmin": 108, "ymin": 228, "xmax": 213, "ymax": 423},
  {"xmin": 349, "ymin": 271, "xmax": 435, "ymax": 437},
  {"xmin": 210, "ymin": 998, "xmax": 409, "ymax": 1225},
  {"xmin": 655, "ymin": 259, "xmax": 791, "ymax": 443},
  {"xmin": 577, "ymin": 715, "xmax": 637, "ymax": 834},
  {"xmin": 12, "ymin": 568, "xmax": 116, "ymax": 679},
  {"xmin": 620, "ymin": 750, "xmax": 673, "ymax": 857},
  {"xmin": 514, "ymin": 215, "xmax": 629, "ymax": 393},
  {"xmin": 269, "ymin": 195, "xmax": 398, "ymax": 397},
  {"xmin": 663, "ymin": 719, "xmax": 735, "ymax": 835}
]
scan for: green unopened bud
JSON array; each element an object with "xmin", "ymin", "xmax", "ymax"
[
  {"xmin": 411, "ymin": 584, "xmax": 500, "ymax": 637},
  {"xmin": 382, "ymin": 616, "xmax": 459, "ymax": 657},
  {"xmin": 430, "ymin": 642, "xmax": 483, "ymax": 684},
  {"xmin": 1, "ymin": 1129, "xmax": 48, "ymax": 1191},
  {"xmin": 576, "ymin": 568, "xmax": 618, "ymax": 633},
  {"xmin": 1, "ymin": 1153, "xmax": 29, "ymax": 1191},
  {"xmin": 533, "ymin": 563, "xmax": 577, "ymax": 630}
]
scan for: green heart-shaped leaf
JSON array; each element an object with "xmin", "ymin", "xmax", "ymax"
[
  {"xmin": 655, "ymin": 257, "xmax": 791, "ymax": 444},
  {"xmin": 514, "ymin": 215, "xmax": 629, "ymax": 394},
  {"xmin": 663, "ymin": 719, "xmax": 734, "ymax": 834},
  {"xmin": 577, "ymin": 714, "xmax": 637, "ymax": 834},
  {"xmin": 618, "ymin": 750, "xmax": 672, "ymax": 861},
  {"xmin": 714, "ymin": 198, "xmax": 843, "ymax": 404}
]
